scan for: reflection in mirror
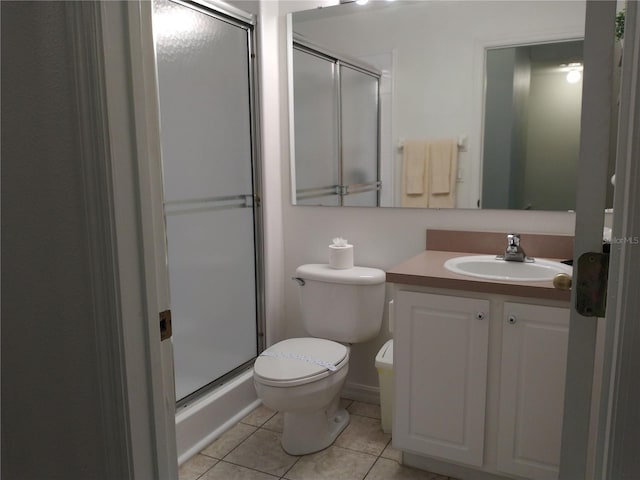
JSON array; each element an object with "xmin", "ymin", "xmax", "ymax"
[
  {"xmin": 288, "ymin": 1, "xmax": 589, "ymax": 210},
  {"xmin": 482, "ymin": 40, "xmax": 583, "ymax": 211},
  {"xmin": 292, "ymin": 39, "xmax": 381, "ymax": 206}
]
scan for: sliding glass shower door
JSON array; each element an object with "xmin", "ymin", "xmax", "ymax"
[
  {"xmin": 153, "ymin": 0, "xmax": 260, "ymax": 403},
  {"xmin": 291, "ymin": 43, "xmax": 380, "ymax": 207}
]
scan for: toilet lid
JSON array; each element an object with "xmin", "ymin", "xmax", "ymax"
[{"xmin": 254, "ymin": 338, "xmax": 348, "ymax": 387}]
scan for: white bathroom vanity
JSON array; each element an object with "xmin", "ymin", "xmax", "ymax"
[{"xmin": 386, "ymin": 231, "xmax": 603, "ymax": 480}]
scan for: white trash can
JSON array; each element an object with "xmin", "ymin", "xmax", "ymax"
[{"xmin": 375, "ymin": 339, "xmax": 394, "ymax": 433}]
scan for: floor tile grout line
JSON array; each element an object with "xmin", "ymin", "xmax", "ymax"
[
  {"xmin": 259, "ymin": 423, "xmax": 303, "ymax": 480},
  {"xmin": 197, "ymin": 420, "xmax": 261, "ymax": 462},
  {"xmin": 239, "ymin": 408, "xmax": 278, "ymax": 429},
  {"xmin": 330, "ymin": 442, "xmax": 386, "ymax": 458},
  {"xmin": 346, "ymin": 412, "xmax": 382, "ymax": 421},
  {"xmin": 261, "ymin": 425, "xmax": 283, "ymax": 434},
  {"xmin": 361, "ymin": 455, "xmax": 384, "ymax": 480},
  {"xmin": 348, "ymin": 414, "xmax": 383, "ymax": 420},
  {"xmin": 360, "ymin": 437, "xmax": 393, "ymax": 480},
  {"xmin": 208, "ymin": 424, "xmax": 260, "ymax": 463},
  {"xmin": 198, "ymin": 452, "xmax": 217, "ymax": 461},
  {"xmin": 327, "ymin": 442, "xmax": 381, "ymax": 459},
  {"xmin": 187, "ymin": 445, "xmax": 401, "ymax": 480},
  {"xmin": 218, "ymin": 424, "xmax": 301, "ymax": 478},
  {"xmin": 278, "ymin": 453, "xmax": 302, "ymax": 480},
  {"xmin": 187, "ymin": 400, "xmax": 393, "ymax": 480},
  {"xmin": 215, "ymin": 458, "xmax": 284, "ymax": 479},
  {"xmin": 187, "ymin": 455, "xmax": 219, "ymax": 480},
  {"xmin": 345, "ymin": 408, "xmax": 382, "ymax": 421}
]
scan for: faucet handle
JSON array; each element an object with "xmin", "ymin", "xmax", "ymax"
[{"xmin": 507, "ymin": 233, "xmax": 520, "ymax": 247}]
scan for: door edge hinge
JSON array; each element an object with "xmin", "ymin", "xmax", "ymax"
[
  {"xmin": 576, "ymin": 252, "xmax": 609, "ymax": 317},
  {"xmin": 159, "ymin": 310, "xmax": 172, "ymax": 341}
]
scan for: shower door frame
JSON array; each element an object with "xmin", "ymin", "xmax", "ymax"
[
  {"xmin": 154, "ymin": 0, "xmax": 266, "ymax": 409},
  {"xmin": 289, "ymin": 36, "xmax": 383, "ymax": 207}
]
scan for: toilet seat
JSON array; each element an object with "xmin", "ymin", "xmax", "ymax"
[{"xmin": 254, "ymin": 338, "xmax": 348, "ymax": 387}]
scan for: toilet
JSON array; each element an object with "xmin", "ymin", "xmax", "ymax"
[{"xmin": 253, "ymin": 263, "xmax": 386, "ymax": 455}]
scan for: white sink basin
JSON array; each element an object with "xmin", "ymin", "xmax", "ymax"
[{"xmin": 443, "ymin": 255, "xmax": 572, "ymax": 282}]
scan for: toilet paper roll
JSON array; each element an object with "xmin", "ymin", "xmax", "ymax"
[{"xmin": 329, "ymin": 244, "xmax": 354, "ymax": 269}]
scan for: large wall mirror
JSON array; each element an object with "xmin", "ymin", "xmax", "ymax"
[{"xmin": 287, "ymin": 0, "xmax": 610, "ymax": 211}]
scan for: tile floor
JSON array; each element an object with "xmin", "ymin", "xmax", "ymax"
[{"xmin": 179, "ymin": 399, "xmax": 455, "ymax": 480}]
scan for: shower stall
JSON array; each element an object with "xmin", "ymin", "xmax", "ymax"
[{"xmin": 152, "ymin": 0, "xmax": 263, "ymax": 461}]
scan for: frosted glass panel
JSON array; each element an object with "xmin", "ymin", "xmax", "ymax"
[
  {"xmin": 341, "ymin": 66, "xmax": 378, "ymax": 184},
  {"xmin": 344, "ymin": 190, "xmax": 378, "ymax": 207},
  {"xmin": 154, "ymin": 0, "xmax": 253, "ymax": 202},
  {"xmin": 290, "ymin": 44, "xmax": 381, "ymax": 207},
  {"xmin": 293, "ymin": 48, "xmax": 339, "ymax": 205},
  {"xmin": 154, "ymin": 0, "xmax": 258, "ymax": 402},
  {"xmin": 341, "ymin": 66, "xmax": 379, "ymax": 207},
  {"xmin": 166, "ymin": 210, "xmax": 256, "ymax": 401}
]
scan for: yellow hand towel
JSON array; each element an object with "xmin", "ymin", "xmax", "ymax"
[
  {"xmin": 429, "ymin": 139, "xmax": 457, "ymax": 194},
  {"xmin": 403, "ymin": 140, "xmax": 427, "ymax": 195}
]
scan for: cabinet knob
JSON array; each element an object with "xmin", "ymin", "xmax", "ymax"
[
  {"xmin": 476, "ymin": 312, "xmax": 486, "ymax": 320},
  {"xmin": 508, "ymin": 315, "xmax": 517, "ymax": 324}
]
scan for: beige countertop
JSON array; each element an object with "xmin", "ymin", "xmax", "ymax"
[{"xmin": 386, "ymin": 250, "xmax": 571, "ymax": 302}]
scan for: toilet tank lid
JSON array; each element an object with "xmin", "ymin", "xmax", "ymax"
[{"xmin": 296, "ymin": 264, "xmax": 386, "ymax": 285}]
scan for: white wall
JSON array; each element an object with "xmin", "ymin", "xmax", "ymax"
[{"xmin": 263, "ymin": 0, "xmax": 579, "ymax": 391}]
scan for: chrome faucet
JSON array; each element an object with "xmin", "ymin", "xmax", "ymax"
[{"xmin": 502, "ymin": 233, "xmax": 533, "ymax": 262}]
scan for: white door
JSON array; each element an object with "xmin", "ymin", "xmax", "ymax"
[
  {"xmin": 394, "ymin": 291, "xmax": 490, "ymax": 466},
  {"xmin": 559, "ymin": 2, "xmax": 617, "ymax": 479},
  {"xmin": 577, "ymin": 2, "xmax": 640, "ymax": 477}
]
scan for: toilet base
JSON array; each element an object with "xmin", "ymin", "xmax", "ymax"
[{"xmin": 281, "ymin": 408, "xmax": 350, "ymax": 455}]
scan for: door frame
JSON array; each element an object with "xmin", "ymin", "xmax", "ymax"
[
  {"xmin": 151, "ymin": 0, "xmax": 265, "ymax": 406},
  {"xmin": 77, "ymin": 1, "xmax": 179, "ymax": 478},
  {"xmin": 93, "ymin": 1, "xmax": 266, "ymax": 478},
  {"xmin": 90, "ymin": 0, "xmax": 640, "ymax": 478}
]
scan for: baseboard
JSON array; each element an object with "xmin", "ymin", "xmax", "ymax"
[{"xmin": 342, "ymin": 381, "xmax": 380, "ymax": 405}]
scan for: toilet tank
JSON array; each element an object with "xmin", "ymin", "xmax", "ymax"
[{"xmin": 295, "ymin": 264, "xmax": 386, "ymax": 343}]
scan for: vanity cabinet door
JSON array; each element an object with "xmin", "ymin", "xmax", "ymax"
[
  {"xmin": 497, "ymin": 303, "xmax": 569, "ymax": 480},
  {"xmin": 394, "ymin": 291, "xmax": 490, "ymax": 467}
]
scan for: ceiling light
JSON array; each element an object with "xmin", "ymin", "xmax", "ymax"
[
  {"xmin": 559, "ymin": 62, "xmax": 583, "ymax": 84},
  {"xmin": 566, "ymin": 69, "xmax": 582, "ymax": 84}
]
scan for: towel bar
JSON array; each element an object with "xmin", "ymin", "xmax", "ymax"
[{"xmin": 397, "ymin": 135, "xmax": 468, "ymax": 152}]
